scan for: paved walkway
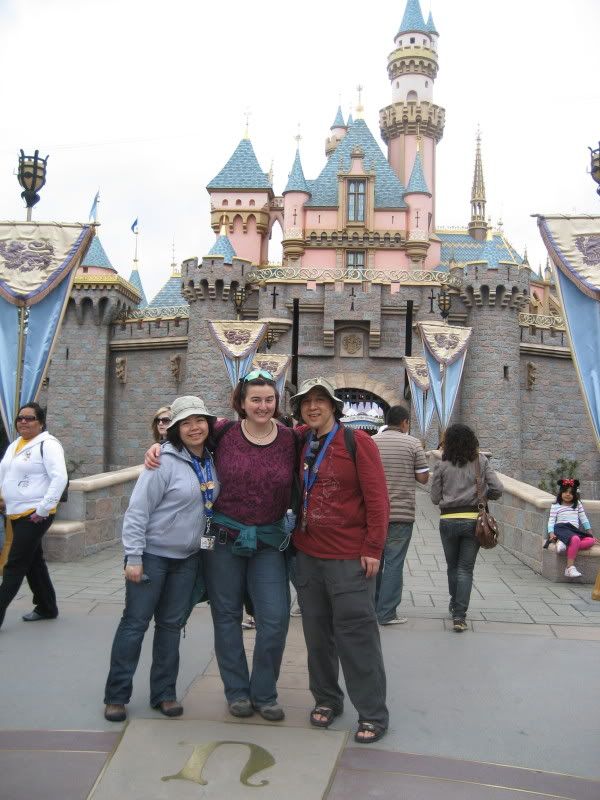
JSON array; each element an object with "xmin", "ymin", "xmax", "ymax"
[{"xmin": 1, "ymin": 491, "xmax": 599, "ymax": 799}]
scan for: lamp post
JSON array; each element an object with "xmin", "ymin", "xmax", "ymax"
[
  {"xmin": 17, "ymin": 149, "xmax": 49, "ymax": 221},
  {"xmin": 232, "ymin": 285, "xmax": 246, "ymax": 320},
  {"xmin": 436, "ymin": 286, "xmax": 452, "ymax": 431},
  {"xmin": 590, "ymin": 142, "xmax": 600, "ymax": 196}
]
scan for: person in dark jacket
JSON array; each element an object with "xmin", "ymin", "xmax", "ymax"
[{"xmin": 430, "ymin": 424, "xmax": 503, "ymax": 632}]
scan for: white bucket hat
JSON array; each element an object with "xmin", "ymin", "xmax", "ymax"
[
  {"xmin": 290, "ymin": 377, "xmax": 344, "ymax": 413},
  {"xmin": 167, "ymin": 396, "xmax": 216, "ymax": 427}
]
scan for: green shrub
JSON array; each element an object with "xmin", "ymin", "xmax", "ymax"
[{"xmin": 538, "ymin": 458, "xmax": 579, "ymax": 494}]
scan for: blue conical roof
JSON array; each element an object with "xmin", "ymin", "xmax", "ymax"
[
  {"xmin": 208, "ymin": 233, "xmax": 237, "ymax": 265},
  {"xmin": 284, "ymin": 149, "xmax": 310, "ymax": 194},
  {"xmin": 82, "ymin": 236, "xmax": 115, "ymax": 270},
  {"xmin": 405, "ymin": 151, "xmax": 430, "ymax": 195},
  {"xmin": 331, "ymin": 106, "xmax": 346, "ymax": 130},
  {"xmin": 398, "ymin": 0, "xmax": 427, "ymax": 34},
  {"xmin": 207, "ymin": 138, "xmax": 272, "ymax": 190},
  {"xmin": 128, "ymin": 268, "xmax": 148, "ymax": 307},
  {"xmin": 306, "ymin": 118, "xmax": 407, "ymax": 209},
  {"xmin": 149, "ymin": 274, "xmax": 185, "ymax": 307},
  {"xmin": 347, "ymin": 113, "xmax": 354, "ymax": 126},
  {"xmin": 426, "ymin": 10, "xmax": 438, "ymax": 35}
]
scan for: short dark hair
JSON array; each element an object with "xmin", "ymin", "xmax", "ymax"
[
  {"xmin": 16, "ymin": 402, "xmax": 46, "ymax": 429},
  {"xmin": 231, "ymin": 376, "xmax": 280, "ymax": 419},
  {"xmin": 442, "ymin": 423, "xmax": 479, "ymax": 467},
  {"xmin": 386, "ymin": 404, "xmax": 410, "ymax": 426},
  {"xmin": 166, "ymin": 416, "xmax": 215, "ymax": 453},
  {"xmin": 292, "ymin": 393, "xmax": 343, "ymax": 423}
]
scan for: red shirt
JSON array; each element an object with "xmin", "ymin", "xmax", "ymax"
[{"xmin": 292, "ymin": 427, "xmax": 390, "ymax": 560}]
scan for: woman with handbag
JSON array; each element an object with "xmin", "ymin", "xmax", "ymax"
[{"xmin": 431, "ymin": 424, "xmax": 503, "ymax": 632}]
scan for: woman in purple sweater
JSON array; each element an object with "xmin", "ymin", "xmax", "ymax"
[{"xmin": 147, "ymin": 370, "xmax": 296, "ymax": 721}]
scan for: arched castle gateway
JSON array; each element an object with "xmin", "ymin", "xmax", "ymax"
[{"xmin": 38, "ymin": 0, "xmax": 600, "ymax": 496}]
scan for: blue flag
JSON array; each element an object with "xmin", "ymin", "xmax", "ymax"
[
  {"xmin": 88, "ymin": 190, "xmax": 99, "ymax": 222},
  {"xmin": 131, "ymin": 218, "xmax": 139, "ymax": 234}
]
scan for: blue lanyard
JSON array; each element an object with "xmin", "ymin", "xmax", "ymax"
[
  {"xmin": 188, "ymin": 452, "xmax": 215, "ymax": 524},
  {"xmin": 302, "ymin": 424, "xmax": 338, "ymax": 525}
]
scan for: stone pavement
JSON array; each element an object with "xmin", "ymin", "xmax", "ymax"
[{"xmin": 1, "ymin": 490, "xmax": 599, "ymax": 799}]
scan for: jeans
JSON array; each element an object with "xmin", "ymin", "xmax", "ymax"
[
  {"xmin": 204, "ymin": 538, "xmax": 289, "ymax": 707},
  {"xmin": 0, "ymin": 514, "xmax": 57, "ymax": 628},
  {"xmin": 104, "ymin": 551, "xmax": 199, "ymax": 707},
  {"xmin": 439, "ymin": 519, "xmax": 480, "ymax": 620},
  {"xmin": 295, "ymin": 552, "xmax": 388, "ymax": 729},
  {"xmin": 375, "ymin": 521, "xmax": 414, "ymax": 623}
]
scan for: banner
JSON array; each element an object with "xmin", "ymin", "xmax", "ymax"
[
  {"xmin": 404, "ymin": 356, "xmax": 435, "ymax": 438},
  {"xmin": 417, "ymin": 321, "xmax": 472, "ymax": 429},
  {"xmin": 207, "ymin": 320, "xmax": 268, "ymax": 387},
  {"xmin": 0, "ymin": 222, "xmax": 95, "ymax": 439},
  {"xmin": 538, "ymin": 215, "xmax": 600, "ymax": 449},
  {"xmin": 251, "ymin": 353, "xmax": 291, "ymax": 397}
]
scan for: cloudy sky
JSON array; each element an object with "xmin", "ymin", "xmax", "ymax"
[{"xmin": 1, "ymin": 0, "xmax": 599, "ymax": 302}]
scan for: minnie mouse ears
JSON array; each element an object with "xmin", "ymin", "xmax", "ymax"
[{"xmin": 557, "ymin": 478, "xmax": 579, "ymax": 489}]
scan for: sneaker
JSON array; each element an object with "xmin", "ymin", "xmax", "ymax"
[
  {"xmin": 565, "ymin": 566, "xmax": 582, "ymax": 578},
  {"xmin": 241, "ymin": 616, "xmax": 255, "ymax": 630},
  {"xmin": 290, "ymin": 599, "xmax": 302, "ymax": 617},
  {"xmin": 453, "ymin": 619, "xmax": 468, "ymax": 632},
  {"xmin": 555, "ymin": 541, "xmax": 566, "ymax": 554},
  {"xmin": 380, "ymin": 616, "xmax": 408, "ymax": 626}
]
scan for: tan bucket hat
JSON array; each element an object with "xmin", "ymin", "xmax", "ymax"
[
  {"xmin": 167, "ymin": 396, "xmax": 216, "ymax": 427},
  {"xmin": 290, "ymin": 377, "xmax": 344, "ymax": 413}
]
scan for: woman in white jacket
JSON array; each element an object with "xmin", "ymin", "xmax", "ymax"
[{"xmin": 0, "ymin": 403, "xmax": 67, "ymax": 629}]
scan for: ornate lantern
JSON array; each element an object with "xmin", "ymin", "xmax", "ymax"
[
  {"xmin": 437, "ymin": 286, "xmax": 452, "ymax": 321},
  {"xmin": 17, "ymin": 149, "xmax": 49, "ymax": 220},
  {"xmin": 590, "ymin": 142, "xmax": 600, "ymax": 196}
]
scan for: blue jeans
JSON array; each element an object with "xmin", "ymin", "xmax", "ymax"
[
  {"xmin": 439, "ymin": 519, "xmax": 480, "ymax": 620},
  {"xmin": 104, "ymin": 551, "xmax": 199, "ymax": 707},
  {"xmin": 375, "ymin": 522, "xmax": 414, "ymax": 623},
  {"xmin": 204, "ymin": 539, "xmax": 289, "ymax": 707}
]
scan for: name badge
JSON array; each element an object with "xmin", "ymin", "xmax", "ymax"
[{"xmin": 200, "ymin": 536, "xmax": 215, "ymax": 551}]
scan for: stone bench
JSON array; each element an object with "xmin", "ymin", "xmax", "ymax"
[{"xmin": 542, "ymin": 540, "xmax": 600, "ymax": 583}]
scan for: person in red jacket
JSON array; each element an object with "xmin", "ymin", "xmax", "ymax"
[{"xmin": 291, "ymin": 377, "xmax": 390, "ymax": 744}]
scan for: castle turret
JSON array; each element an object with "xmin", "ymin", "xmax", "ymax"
[
  {"xmin": 206, "ymin": 134, "xmax": 273, "ymax": 265},
  {"xmin": 404, "ymin": 145, "xmax": 432, "ymax": 264},
  {"xmin": 282, "ymin": 146, "xmax": 310, "ymax": 262},
  {"xmin": 325, "ymin": 106, "xmax": 348, "ymax": 157},
  {"xmin": 468, "ymin": 131, "xmax": 488, "ymax": 241},
  {"xmin": 380, "ymin": 0, "xmax": 445, "ymax": 230}
]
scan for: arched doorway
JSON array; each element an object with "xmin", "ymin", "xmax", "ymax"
[{"xmin": 335, "ymin": 388, "xmax": 389, "ymax": 434}]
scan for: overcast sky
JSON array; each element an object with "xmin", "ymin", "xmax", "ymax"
[{"xmin": 1, "ymin": 0, "xmax": 599, "ymax": 303}]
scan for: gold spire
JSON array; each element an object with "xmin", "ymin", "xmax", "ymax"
[
  {"xmin": 243, "ymin": 108, "xmax": 251, "ymax": 140},
  {"xmin": 170, "ymin": 237, "xmax": 180, "ymax": 277},
  {"xmin": 355, "ymin": 84, "xmax": 364, "ymax": 119},
  {"xmin": 219, "ymin": 215, "xmax": 228, "ymax": 237},
  {"xmin": 468, "ymin": 127, "xmax": 488, "ymax": 241}
]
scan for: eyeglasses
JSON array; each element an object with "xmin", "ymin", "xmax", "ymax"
[
  {"xmin": 242, "ymin": 369, "xmax": 274, "ymax": 382},
  {"xmin": 155, "ymin": 417, "xmax": 171, "ymax": 425},
  {"xmin": 16, "ymin": 415, "xmax": 37, "ymax": 423}
]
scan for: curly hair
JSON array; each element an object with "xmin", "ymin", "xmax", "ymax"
[{"xmin": 442, "ymin": 423, "xmax": 479, "ymax": 467}]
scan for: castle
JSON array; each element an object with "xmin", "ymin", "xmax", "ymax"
[{"xmin": 37, "ymin": 0, "xmax": 600, "ymax": 496}]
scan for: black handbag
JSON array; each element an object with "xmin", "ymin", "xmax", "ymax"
[{"xmin": 474, "ymin": 457, "xmax": 499, "ymax": 549}]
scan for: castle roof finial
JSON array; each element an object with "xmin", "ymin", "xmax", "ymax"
[
  {"xmin": 243, "ymin": 108, "xmax": 251, "ymax": 140},
  {"xmin": 170, "ymin": 236, "xmax": 180, "ymax": 277},
  {"xmin": 468, "ymin": 127, "xmax": 488, "ymax": 240},
  {"xmin": 355, "ymin": 84, "xmax": 364, "ymax": 120}
]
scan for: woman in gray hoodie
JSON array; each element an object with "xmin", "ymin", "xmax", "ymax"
[
  {"xmin": 104, "ymin": 396, "xmax": 219, "ymax": 722},
  {"xmin": 431, "ymin": 424, "xmax": 503, "ymax": 633}
]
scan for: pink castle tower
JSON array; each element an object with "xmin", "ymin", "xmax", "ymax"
[{"xmin": 380, "ymin": 0, "xmax": 445, "ymax": 250}]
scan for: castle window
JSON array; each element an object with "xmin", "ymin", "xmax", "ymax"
[
  {"xmin": 249, "ymin": 199, "xmax": 255, "ymax": 207},
  {"xmin": 346, "ymin": 250, "xmax": 365, "ymax": 277},
  {"xmin": 425, "ymin": 80, "xmax": 429, "ymax": 87},
  {"xmin": 222, "ymin": 199, "xmax": 228, "ymax": 206},
  {"xmin": 348, "ymin": 180, "xmax": 365, "ymax": 223},
  {"xmin": 410, "ymin": 37, "xmax": 415, "ymax": 44},
  {"xmin": 235, "ymin": 199, "xmax": 242, "ymax": 206}
]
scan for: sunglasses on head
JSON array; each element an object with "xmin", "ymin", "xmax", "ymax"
[
  {"xmin": 241, "ymin": 369, "xmax": 274, "ymax": 382},
  {"xmin": 155, "ymin": 417, "xmax": 171, "ymax": 425}
]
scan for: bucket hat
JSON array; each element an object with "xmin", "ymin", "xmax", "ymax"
[
  {"xmin": 167, "ymin": 396, "xmax": 216, "ymax": 427},
  {"xmin": 290, "ymin": 377, "xmax": 344, "ymax": 413}
]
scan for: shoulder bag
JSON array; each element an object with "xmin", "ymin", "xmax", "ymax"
[{"xmin": 474, "ymin": 457, "xmax": 499, "ymax": 549}]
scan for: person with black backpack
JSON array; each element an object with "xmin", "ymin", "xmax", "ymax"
[
  {"xmin": 290, "ymin": 378, "xmax": 391, "ymax": 745},
  {"xmin": 0, "ymin": 402, "xmax": 67, "ymax": 629}
]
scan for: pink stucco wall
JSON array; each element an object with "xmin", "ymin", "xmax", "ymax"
[
  {"xmin": 229, "ymin": 213, "xmax": 262, "ymax": 264},
  {"xmin": 209, "ymin": 190, "xmax": 269, "ymax": 211},
  {"xmin": 305, "ymin": 210, "xmax": 338, "ymax": 230},
  {"xmin": 283, "ymin": 192, "xmax": 309, "ymax": 230},
  {"xmin": 374, "ymin": 211, "xmax": 406, "ymax": 230},
  {"xmin": 374, "ymin": 251, "xmax": 411, "ymax": 270},
  {"xmin": 302, "ymin": 249, "xmax": 337, "ymax": 269}
]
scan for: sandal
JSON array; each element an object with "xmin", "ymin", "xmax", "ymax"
[
  {"xmin": 309, "ymin": 706, "xmax": 341, "ymax": 728},
  {"xmin": 354, "ymin": 721, "xmax": 387, "ymax": 744}
]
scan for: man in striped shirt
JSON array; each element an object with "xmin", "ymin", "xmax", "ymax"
[{"xmin": 373, "ymin": 405, "xmax": 429, "ymax": 625}]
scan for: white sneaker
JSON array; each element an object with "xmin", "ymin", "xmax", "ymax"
[
  {"xmin": 380, "ymin": 616, "xmax": 409, "ymax": 625},
  {"xmin": 555, "ymin": 541, "xmax": 566, "ymax": 554},
  {"xmin": 290, "ymin": 599, "xmax": 302, "ymax": 617},
  {"xmin": 565, "ymin": 566, "xmax": 582, "ymax": 578}
]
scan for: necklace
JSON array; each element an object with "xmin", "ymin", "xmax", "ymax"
[{"xmin": 241, "ymin": 419, "xmax": 276, "ymax": 444}]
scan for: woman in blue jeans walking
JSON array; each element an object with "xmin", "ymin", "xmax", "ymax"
[
  {"xmin": 431, "ymin": 424, "xmax": 503, "ymax": 632},
  {"xmin": 104, "ymin": 396, "xmax": 219, "ymax": 722}
]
